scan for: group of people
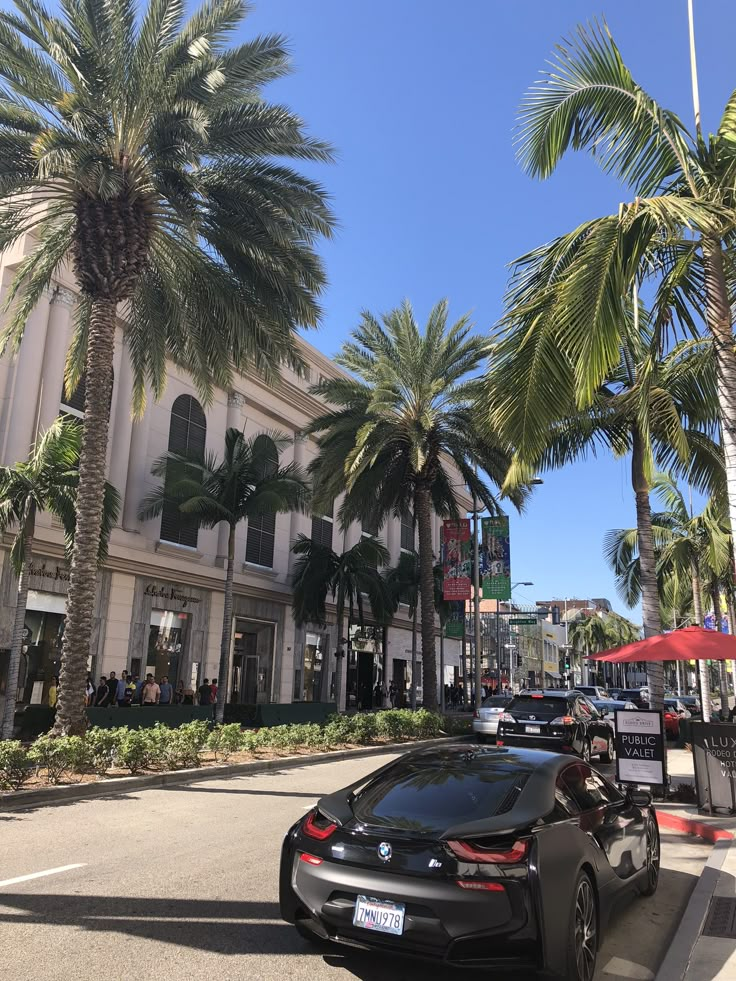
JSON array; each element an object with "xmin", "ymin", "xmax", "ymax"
[{"xmin": 83, "ymin": 671, "xmax": 219, "ymax": 708}]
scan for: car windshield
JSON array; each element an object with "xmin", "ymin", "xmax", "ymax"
[
  {"xmin": 353, "ymin": 757, "xmax": 533, "ymax": 834},
  {"xmin": 507, "ymin": 695, "xmax": 569, "ymax": 718},
  {"xmin": 481, "ymin": 696, "xmax": 511, "ymax": 707}
]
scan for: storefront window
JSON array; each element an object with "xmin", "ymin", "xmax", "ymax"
[
  {"xmin": 20, "ymin": 602, "xmax": 66, "ymax": 705},
  {"xmin": 147, "ymin": 610, "xmax": 189, "ymax": 683},
  {"xmin": 302, "ymin": 631, "xmax": 325, "ymax": 702},
  {"xmin": 347, "ymin": 625, "xmax": 384, "ymax": 710}
]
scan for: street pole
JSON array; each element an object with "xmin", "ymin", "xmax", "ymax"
[{"xmin": 472, "ymin": 493, "xmax": 482, "ymax": 712}]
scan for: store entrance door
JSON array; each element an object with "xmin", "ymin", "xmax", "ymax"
[
  {"xmin": 357, "ymin": 652, "xmax": 374, "ymax": 710},
  {"xmin": 243, "ymin": 654, "xmax": 258, "ymax": 704}
]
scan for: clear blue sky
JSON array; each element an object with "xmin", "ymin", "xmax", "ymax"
[{"xmin": 244, "ymin": 0, "xmax": 736, "ymax": 617}]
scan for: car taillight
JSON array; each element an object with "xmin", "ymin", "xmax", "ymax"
[
  {"xmin": 551, "ymin": 716, "xmax": 574, "ymax": 725},
  {"xmin": 448, "ymin": 839, "xmax": 529, "ymax": 863},
  {"xmin": 473, "ymin": 710, "xmax": 479, "ymax": 719},
  {"xmin": 456, "ymin": 880, "xmax": 505, "ymax": 891},
  {"xmin": 499, "ymin": 712, "xmax": 515, "ymax": 723},
  {"xmin": 303, "ymin": 808, "xmax": 337, "ymax": 841},
  {"xmin": 300, "ymin": 853, "xmax": 323, "ymax": 866},
  {"xmin": 496, "ymin": 740, "xmax": 504, "ymax": 746}
]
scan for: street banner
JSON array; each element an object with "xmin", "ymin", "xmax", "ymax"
[
  {"xmin": 445, "ymin": 601, "xmax": 464, "ymax": 638},
  {"xmin": 615, "ymin": 710, "xmax": 665, "ymax": 786},
  {"xmin": 441, "ymin": 520, "xmax": 471, "ymax": 600},
  {"xmin": 481, "ymin": 515, "xmax": 511, "ymax": 600},
  {"xmin": 691, "ymin": 722, "xmax": 736, "ymax": 813}
]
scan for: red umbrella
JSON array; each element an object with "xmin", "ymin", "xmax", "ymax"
[{"xmin": 591, "ymin": 625, "xmax": 736, "ymax": 663}]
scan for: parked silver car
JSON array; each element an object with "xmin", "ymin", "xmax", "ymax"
[
  {"xmin": 591, "ymin": 698, "xmax": 637, "ymax": 733},
  {"xmin": 472, "ymin": 694, "xmax": 513, "ymax": 742}
]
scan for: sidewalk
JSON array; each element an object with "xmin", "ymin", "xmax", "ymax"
[{"xmin": 655, "ymin": 803, "xmax": 736, "ymax": 981}]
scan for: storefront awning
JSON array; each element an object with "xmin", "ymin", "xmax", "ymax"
[{"xmin": 544, "ymin": 669, "xmax": 561, "ymax": 679}]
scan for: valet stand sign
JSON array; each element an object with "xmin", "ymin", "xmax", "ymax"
[
  {"xmin": 691, "ymin": 722, "xmax": 736, "ymax": 815},
  {"xmin": 615, "ymin": 710, "xmax": 667, "ymax": 793}
]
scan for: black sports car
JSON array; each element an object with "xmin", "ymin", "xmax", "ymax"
[
  {"xmin": 280, "ymin": 745, "xmax": 659, "ymax": 981},
  {"xmin": 497, "ymin": 690, "xmax": 615, "ymax": 762}
]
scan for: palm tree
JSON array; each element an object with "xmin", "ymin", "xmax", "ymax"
[
  {"xmin": 491, "ymin": 307, "xmax": 721, "ymax": 710},
  {"xmin": 139, "ymin": 429, "xmax": 308, "ymax": 722},
  {"xmin": 0, "ymin": 0, "xmax": 333, "ymax": 734},
  {"xmin": 306, "ymin": 300, "xmax": 524, "ymax": 711},
  {"xmin": 513, "ymin": 16, "xmax": 736, "ymax": 577},
  {"xmin": 605, "ymin": 474, "xmax": 730, "ymax": 719},
  {"xmin": 0, "ymin": 418, "xmax": 119, "ymax": 739},
  {"xmin": 290, "ymin": 535, "xmax": 392, "ymax": 712},
  {"xmin": 384, "ymin": 551, "xmax": 421, "ymax": 709}
]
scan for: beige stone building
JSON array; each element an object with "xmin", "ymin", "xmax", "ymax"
[{"xmin": 0, "ymin": 260, "xmax": 470, "ymax": 716}]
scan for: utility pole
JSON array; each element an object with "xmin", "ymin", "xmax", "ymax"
[{"xmin": 472, "ymin": 492, "xmax": 482, "ymax": 713}]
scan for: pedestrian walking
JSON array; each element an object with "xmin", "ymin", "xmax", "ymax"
[
  {"xmin": 159, "ymin": 676, "xmax": 173, "ymax": 706},
  {"xmin": 116, "ymin": 670, "xmax": 129, "ymax": 706},
  {"xmin": 198, "ymin": 678, "xmax": 213, "ymax": 705},
  {"xmin": 95, "ymin": 676, "xmax": 110, "ymax": 707},
  {"xmin": 388, "ymin": 682, "xmax": 396, "ymax": 708},
  {"xmin": 210, "ymin": 678, "xmax": 218, "ymax": 704},
  {"xmin": 141, "ymin": 674, "xmax": 160, "ymax": 705},
  {"xmin": 48, "ymin": 676, "xmax": 59, "ymax": 707},
  {"xmin": 85, "ymin": 674, "xmax": 95, "ymax": 705},
  {"xmin": 106, "ymin": 671, "xmax": 118, "ymax": 705},
  {"xmin": 174, "ymin": 680, "xmax": 185, "ymax": 704},
  {"xmin": 373, "ymin": 681, "xmax": 383, "ymax": 709}
]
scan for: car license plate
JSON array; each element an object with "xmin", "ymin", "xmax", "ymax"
[
  {"xmin": 353, "ymin": 895, "xmax": 405, "ymax": 935},
  {"xmin": 525, "ymin": 725, "xmax": 541, "ymax": 734}
]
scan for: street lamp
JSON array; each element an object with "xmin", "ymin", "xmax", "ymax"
[{"xmin": 496, "ymin": 581, "xmax": 534, "ymax": 694}]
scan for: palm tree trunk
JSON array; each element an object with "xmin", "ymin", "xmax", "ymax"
[
  {"xmin": 410, "ymin": 605, "xmax": 417, "ymax": 710},
  {"xmin": 439, "ymin": 625, "xmax": 445, "ymax": 713},
  {"xmin": 54, "ymin": 299, "xmax": 117, "ymax": 736},
  {"xmin": 1, "ymin": 530, "xmax": 33, "ymax": 740},
  {"xmin": 727, "ymin": 592, "xmax": 736, "ymax": 702},
  {"xmin": 631, "ymin": 425, "xmax": 663, "ymax": 711},
  {"xmin": 710, "ymin": 582, "xmax": 729, "ymax": 719},
  {"xmin": 691, "ymin": 559, "xmax": 711, "ymax": 721},
  {"xmin": 215, "ymin": 523, "xmax": 236, "ymax": 724},
  {"xmin": 334, "ymin": 587, "xmax": 346, "ymax": 713},
  {"xmin": 703, "ymin": 239, "xmax": 736, "ymax": 564},
  {"xmin": 415, "ymin": 485, "xmax": 437, "ymax": 711}
]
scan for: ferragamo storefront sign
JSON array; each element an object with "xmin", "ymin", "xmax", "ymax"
[
  {"xmin": 144, "ymin": 583, "xmax": 201, "ymax": 609},
  {"xmin": 28, "ymin": 562, "xmax": 70, "ymax": 584}
]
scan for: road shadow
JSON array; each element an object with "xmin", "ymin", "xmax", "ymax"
[
  {"xmin": 0, "ymin": 792, "xmax": 142, "ymax": 816},
  {"xmin": 161, "ymin": 785, "xmax": 321, "ymax": 798}
]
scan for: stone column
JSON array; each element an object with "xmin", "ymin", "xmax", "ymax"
[
  {"xmin": 108, "ymin": 341, "xmax": 135, "ymax": 521},
  {"xmin": 4, "ymin": 288, "xmax": 52, "ymax": 464},
  {"xmin": 36, "ymin": 286, "xmax": 75, "ymax": 437},
  {"xmin": 386, "ymin": 515, "xmax": 401, "ymax": 566},
  {"xmin": 287, "ymin": 433, "xmax": 309, "ymax": 571},
  {"xmin": 215, "ymin": 391, "xmax": 246, "ymax": 560}
]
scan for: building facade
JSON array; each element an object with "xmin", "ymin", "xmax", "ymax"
[{"xmin": 0, "ymin": 265, "xmax": 470, "ymax": 716}]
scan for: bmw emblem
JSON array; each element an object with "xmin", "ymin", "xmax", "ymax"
[
  {"xmin": 377, "ymin": 842, "xmax": 392, "ymax": 862},
  {"xmin": 529, "ymin": 715, "xmax": 536, "ymax": 721}
]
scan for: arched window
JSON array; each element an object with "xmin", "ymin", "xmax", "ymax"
[
  {"xmin": 245, "ymin": 435, "xmax": 278, "ymax": 568},
  {"xmin": 160, "ymin": 395, "xmax": 207, "ymax": 548}
]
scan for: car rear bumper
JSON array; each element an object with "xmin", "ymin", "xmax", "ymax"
[
  {"xmin": 280, "ymin": 843, "xmax": 540, "ymax": 969},
  {"xmin": 472, "ymin": 718, "xmax": 500, "ymax": 736},
  {"xmin": 497, "ymin": 732, "xmax": 573, "ymax": 753}
]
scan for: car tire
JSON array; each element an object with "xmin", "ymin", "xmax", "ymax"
[
  {"xmin": 580, "ymin": 739, "xmax": 591, "ymax": 763},
  {"xmin": 639, "ymin": 820, "xmax": 660, "ymax": 897},
  {"xmin": 554, "ymin": 871, "xmax": 598, "ymax": 981},
  {"xmin": 599, "ymin": 736, "xmax": 614, "ymax": 764}
]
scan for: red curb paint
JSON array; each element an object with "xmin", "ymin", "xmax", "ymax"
[{"xmin": 657, "ymin": 811, "xmax": 734, "ymax": 842}]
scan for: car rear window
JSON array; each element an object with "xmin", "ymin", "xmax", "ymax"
[
  {"xmin": 353, "ymin": 760, "xmax": 532, "ymax": 834},
  {"xmin": 507, "ymin": 696, "xmax": 569, "ymax": 718},
  {"xmin": 481, "ymin": 696, "xmax": 510, "ymax": 707}
]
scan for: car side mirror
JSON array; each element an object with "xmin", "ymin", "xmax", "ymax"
[{"xmin": 626, "ymin": 788, "xmax": 652, "ymax": 808}]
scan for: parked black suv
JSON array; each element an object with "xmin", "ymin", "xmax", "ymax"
[{"xmin": 497, "ymin": 690, "xmax": 615, "ymax": 763}]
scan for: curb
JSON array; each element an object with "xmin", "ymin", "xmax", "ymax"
[
  {"xmin": 658, "ymin": 811, "xmax": 735, "ymax": 843},
  {"xmin": 654, "ymin": 837, "xmax": 732, "ymax": 981},
  {"xmin": 0, "ymin": 735, "xmax": 462, "ymax": 812}
]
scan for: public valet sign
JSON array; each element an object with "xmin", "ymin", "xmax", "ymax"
[
  {"xmin": 441, "ymin": 520, "xmax": 472, "ymax": 600},
  {"xmin": 615, "ymin": 710, "xmax": 666, "ymax": 787},
  {"xmin": 481, "ymin": 515, "xmax": 511, "ymax": 600},
  {"xmin": 691, "ymin": 722, "xmax": 736, "ymax": 814}
]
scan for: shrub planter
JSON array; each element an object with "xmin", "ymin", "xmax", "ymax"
[
  {"xmin": 223, "ymin": 702, "xmax": 337, "ymax": 727},
  {"xmin": 86, "ymin": 705, "xmax": 215, "ymax": 730}
]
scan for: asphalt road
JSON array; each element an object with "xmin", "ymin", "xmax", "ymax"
[{"xmin": 0, "ymin": 752, "xmax": 710, "ymax": 981}]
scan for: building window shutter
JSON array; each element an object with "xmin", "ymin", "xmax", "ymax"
[
  {"xmin": 245, "ymin": 436, "xmax": 279, "ymax": 568},
  {"xmin": 400, "ymin": 510, "xmax": 414, "ymax": 552},
  {"xmin": 160, "ymin": 395, "xmax": 207, "ymax": 548}
]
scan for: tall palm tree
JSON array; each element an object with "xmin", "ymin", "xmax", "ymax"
[
  {"xmin": 290, "ymin": 535, "xmax": 392, "ymax": 712},
  {"xmin": 139, "ymin": 429, "xmax": 308, "ymax": 722},
  {"xmin": 513, "ymin": 16, "xmax": 736, "ymax": 574},
  {"xmin": 605, "ymin": 474, "xmax": 730, "ymax": 719},
  {"xmin": 492, "ymin": 307, "xmax": 721, "ymax": 709},
  {"xmin": 0, "ymin": 418, "xmax": 119, "ymax": 738},
  {"xmin": 307, "ymin": 300, "xmax": 525, "ymax": 711},
  {"xmin": 384, "ymin": 551, "xmax": 421, "ymax": 709},
  {"xmin": 0, "ymin": 0, "xmax": 333, "ymax": 734}
]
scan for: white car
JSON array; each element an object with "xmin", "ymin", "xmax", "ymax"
[{"xmin": 472, "ymin": 694, "xmax": 513, "ymax": 742}]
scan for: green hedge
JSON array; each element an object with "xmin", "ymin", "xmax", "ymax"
[{"xmin": 0, "ymin": 709, "xmax": 451, "ymax": 789}]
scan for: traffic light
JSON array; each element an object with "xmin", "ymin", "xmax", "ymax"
[
  {"xmin": 516, "ymin": 653, "xmax": 522, "ymax": 668},
  {"xmin": 551, "ymin": 605, "xmax": 560, "ymax": 625}
]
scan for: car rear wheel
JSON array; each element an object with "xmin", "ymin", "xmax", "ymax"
[
  {"xmin": 639, "ymin": 821, "xmax": 660, "ymax": 896},
  {"xmin": 557, "ymin": 871, "xmax": 598, "ymax": 981},
  {"xmin": 599, "ymin": 736, "xmax": 614, "ymax": 764}
]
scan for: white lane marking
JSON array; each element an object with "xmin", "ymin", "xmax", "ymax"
[{"xmin": 0, "ymin": 863, "xmax": 86, "ymax": 889}]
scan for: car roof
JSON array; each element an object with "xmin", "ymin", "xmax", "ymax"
[
  {"xmin": 513, "ymin": 689, "xmax": 574, "ymax": 698},
  {"xmin": 318, "ymin": 744, "xmax": 581, "ymax": 838}
]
